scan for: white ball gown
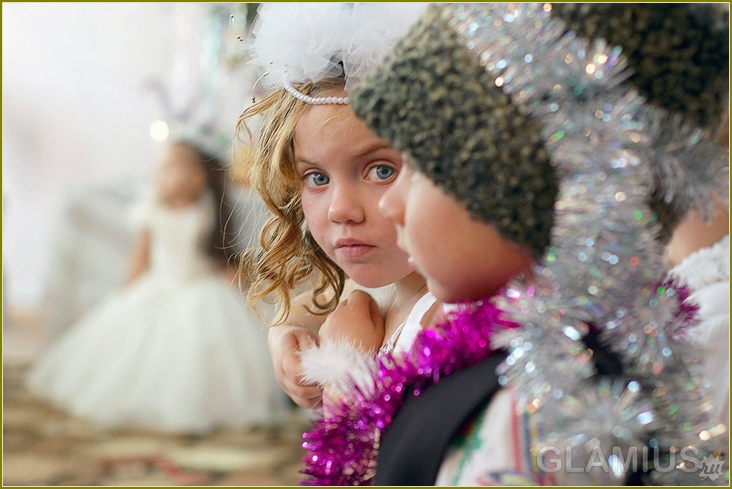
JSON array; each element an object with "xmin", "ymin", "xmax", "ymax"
[{"xmin": 27, "ymin": 193, "xmax": 289, "ymax": 434}]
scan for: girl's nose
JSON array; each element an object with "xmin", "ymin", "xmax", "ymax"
[
  {"xmin": 328, "ymin": 184, "xmax": 366, "ymax": 224},
  {"xmin": 379, "ymin": 168, "xmax": 407, "ymax": 226}
]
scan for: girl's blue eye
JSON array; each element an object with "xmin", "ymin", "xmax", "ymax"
[
  {"xmin": 306, "ymin": 172, "xmax": 329, "ymax": 187},
  {"xmin": 369, "ymin": 165, "xmax": 396, "ymax": 181}
]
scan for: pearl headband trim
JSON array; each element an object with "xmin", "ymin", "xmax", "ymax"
[{"xmin": 282, "ymin": 70, "xmax": 349, "ymax": 105}]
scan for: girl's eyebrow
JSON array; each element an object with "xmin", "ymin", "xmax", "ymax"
[
  {"xmin": 295, "ymin": 157, "xmax": 317, "ymax": 166},
  {"xmin": 354, "ymin": 141, "xmax": 393, "ymax": 158},
  {"xmin": 296, "ymin": 142, "xmax": 394, "ymax": 167}
]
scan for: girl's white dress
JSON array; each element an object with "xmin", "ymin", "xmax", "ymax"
[{"xmin": 27, "ymin": 194, "xmax": 289, "ymax": 434}]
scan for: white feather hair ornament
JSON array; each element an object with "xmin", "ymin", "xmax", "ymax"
[{"xmin": 248, "ymin": 2, "xmax": 428, "ymax": 91}]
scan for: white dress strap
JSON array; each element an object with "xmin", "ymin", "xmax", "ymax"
[{"xmin": 393, "ymin": 292, "xmax": 437, "ymax": 353}]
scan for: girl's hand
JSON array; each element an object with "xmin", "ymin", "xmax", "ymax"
[
  {"xmin": 319, "ymin": 290, "xmax": 386, "ymax": 353},
  {"xmin": 268, "ymin": 325, "xmax": 323, "ymax": 409}
]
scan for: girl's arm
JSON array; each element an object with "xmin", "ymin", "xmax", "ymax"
[
  {"xmin": 317, "ymin": 290, "xmax": 385, "ymax": 352},
  {"xmin": 268, "ymin": 290, "xmax": 326, "ymax": 409},
  {"xmin": 268, "ymin": 325, "xmax": 321, "ymax": 408},
  {"xmin": 267, "ymin": 281, "xmax": 356, "ymax": 408},
  {"xmin": 125, "ymin": 230, "xmax": 150, "ymax": 285},
  {"xmin": 300, "ymin": 289, "xmax": 386, "ymax": 412}
]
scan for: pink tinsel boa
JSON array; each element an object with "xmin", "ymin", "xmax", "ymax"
[{"xmin": 300, "ymin": 299, "xmax": 518, "ymax": 485}]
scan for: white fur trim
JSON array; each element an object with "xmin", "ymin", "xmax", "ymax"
[{"xmin": 299, "ymin": 338, "xmax": 377, "ymax": 396}]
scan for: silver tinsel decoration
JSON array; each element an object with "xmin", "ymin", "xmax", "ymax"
[
  {"xmin": 533, "ymin": 378, "xmax": 659, "ymax": 485},
  {"xmin": 444, "ymin": 3, "xmax": 727, "ymax": 485}
]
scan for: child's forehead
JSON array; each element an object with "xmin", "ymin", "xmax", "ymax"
[
  {"xmin": 166, "ymin": 143, "xmax": 196, "ymax": 158},
  {"xmin": 294, "ymin": 105, "xmax": 372, "ymax": 152},
  {"xmin": 298, "ymin": 103, "xmax": 355, "ymax": 135},
  {"xmin": 293, "ymin": 110, "xmax": 396, "ymax": 170},
  {"xmin": 161, "ymin": 145, "xmax": 200, "ymax": 168}
]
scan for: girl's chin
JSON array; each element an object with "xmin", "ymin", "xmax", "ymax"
[
  {"xmin": 347, "ymin": 275, "xmax": 393, "ymax": 289},
  {"xmin": 343, "ymin": 268, "xmax": 399, "ymax": 289}
]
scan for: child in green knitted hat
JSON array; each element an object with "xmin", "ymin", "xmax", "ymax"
[{"xmin": 302, "ymin": 3, "xmax": 728, "ymax": 485}]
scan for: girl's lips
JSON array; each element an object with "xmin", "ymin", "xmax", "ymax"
[
  {"xmin": 335, "ymin": 244, "xmax": 375, "ymax": 259},
  {"xmin": 334, "ymin": 238, "xmax": 375, "ymax": 259}
]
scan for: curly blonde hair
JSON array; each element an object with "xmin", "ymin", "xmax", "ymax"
[{"xmin": 236, "ymin": 77, "xmax": 348, "ymax": 327}]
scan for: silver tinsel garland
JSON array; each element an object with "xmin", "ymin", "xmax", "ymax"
[{"xmin": 444, "ymin": 3, "xmax": 727, "ymax": 485}]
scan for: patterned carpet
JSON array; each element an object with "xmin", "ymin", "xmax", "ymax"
[{"xmin": 2, "ymin": 359, "xmax": 309, "ymax": 486}]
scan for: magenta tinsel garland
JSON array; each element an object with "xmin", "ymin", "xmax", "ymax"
[
  {"xmin": 300, "ymin": 299, "xmax": 518, "ymax": 486},
  {"xmin": 660, "ymin": 273, "xmax": 700, "ymax": 342}
]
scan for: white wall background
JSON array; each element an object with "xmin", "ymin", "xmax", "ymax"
[{"xmin": 3, "ymin": 3, "xmax": 259, "ymax": 308}]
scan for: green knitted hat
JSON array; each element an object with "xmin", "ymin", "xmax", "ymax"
[
  {"xmin": 351, "ymin": 6, "xmax": 558, "ymax": 259},
  {"xmin": 551, "ymin": 3, "xmax": 729, "ymax": 131},
  {"xmin": 549, "ymin": 3, "xmax": 729, "ymax": 242}
]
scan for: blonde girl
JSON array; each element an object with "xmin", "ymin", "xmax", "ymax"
[{"xmin": 236, "ymin": 3, "xmax": 435, "ymax": 408}]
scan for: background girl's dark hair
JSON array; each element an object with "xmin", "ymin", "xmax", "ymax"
[{"xmin": 175, "ymin": 140, "xmax": 235, "ymax": 267}]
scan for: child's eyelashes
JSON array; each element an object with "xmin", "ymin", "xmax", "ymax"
[
  {"xmin": 301, "ymin": 164, "xmax": 398, "ymax": 189},
  {"xmin": 303, "ymin": 171, "xmax": 330, "ymax": 188},
  {"xmin": 366, "ymin": 164, "xmax": 397, "ymax": 183}
]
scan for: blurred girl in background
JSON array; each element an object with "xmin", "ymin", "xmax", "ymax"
[{"xmin": 28, "ymin": 140, "xmax": 288, "ymax": 434}]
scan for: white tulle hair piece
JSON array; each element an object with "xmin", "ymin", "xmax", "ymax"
[{"xmin": 248, "ymin": 2, "xmax": 428, "ymax": 92}]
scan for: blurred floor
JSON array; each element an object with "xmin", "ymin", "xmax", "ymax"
[{"xmin": 2, "ymin": 307, "xmax": 309, "ymax": 486}]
